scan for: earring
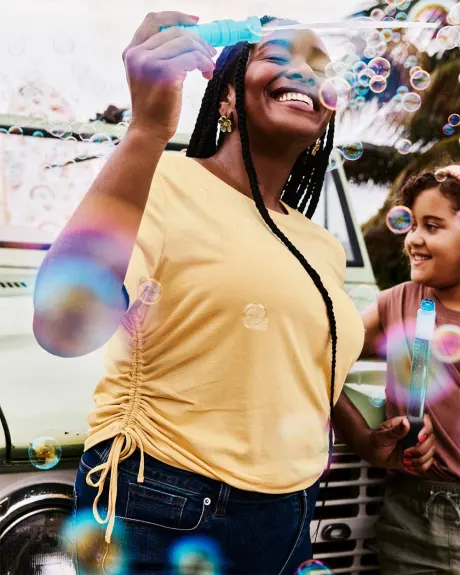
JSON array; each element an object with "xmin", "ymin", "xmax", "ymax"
[
  {"xmin": 311, "ymin": 139, "xmax": 321, "ymax": 156},
  {"xmin": 218, "ymin": 115, "xmax": 233, "ymax": 133}
]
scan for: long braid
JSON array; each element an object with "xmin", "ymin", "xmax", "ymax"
[{"xmin": 187, "ymin": 16, "xmax": 338, "ymax": 551}]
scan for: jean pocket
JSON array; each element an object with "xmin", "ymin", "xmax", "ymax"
[{"xmin": 120, "ymin": 481, "xmax": 212, "ymax": 533}]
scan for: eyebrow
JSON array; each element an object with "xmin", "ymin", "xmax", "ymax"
[{"xmin": 423, "ymin": 215, "xmax": 445, "ymax": 222}]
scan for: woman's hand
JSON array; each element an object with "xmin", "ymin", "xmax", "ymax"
[
  {"xmin": 122, "ymin": 11, "xmax": 217, "ymax": 140},
  {"xmin": 367, "ymin": 413, "xmax": 435, "ymax": 474}
]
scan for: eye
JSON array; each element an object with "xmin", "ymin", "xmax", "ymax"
[
  {"xmin": 426, "ymin": 224, "xmax": 438, "ymax": 232},
  {"xmin": 266, "ymin": 56, "xmax": 290, "ymax": 65}
]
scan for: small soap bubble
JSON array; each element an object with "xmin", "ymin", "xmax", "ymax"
[
  {"xmin": 48, "ymin": 121, "xmax": 73, "ymax": 139},
  {"xmin": 371, "ymin": 8, "xmax": 385, "ymax": 19},
  {"xmin": 8, "ymin": 126, "xmax": 23, "ymax": 136},
  {"xmin": 138, "ymin": 279, "xmax": 163, "ymax": 305},
  {"xmin": 358, "ymin": 68, "xmax": 376, "ymax": 88},
  {"xmin": 344, "ymin": 71, "xmax": 358, "ymax": 87},
  {"xmin": 79, "ymin": 122, "xmax": 97, "ymax": 141},
  {"xmin": 368, "ymin": 57, "xmax": 391, "ymax": 78},
  {"xmin": 296, "ymin": 560, "xmax": 332, "ymax": 574},
  {"xmin": 369, "ymin": 391, "xmax": 386, "ymax": 408},
  {"xmin": 355, "ymin": 96, "xmax": 366, "ymax": 108},
  {"xmin": 341, "ymin": 141, "xmax": 364, "ymax": 161},
  {"xmin": 390, "ymin": 94, "xmax": 404, "ymax": 112},
  {"xmin": 242, "ymin": 303, "xmax": 269, "ymax": 331},
  {"xmin": 448, "ymin": 3, "xmax": 460, "ymax": 25},
  {"xmin": 435, "ymin": 168, "xmax": 448, "ymax": 182},
  {"xmin": 29, "ymin": 436, "xmax": 62, "ymax": 470},
  {"xmin": 395, "ymin": 11, "xmax": 408, "ymax": 20},
  {"xmin": 395, "ymin": 138, "xmax": 412, "ymax": 154},
  {"xmin": 327, "ymin": 155, "xmax": 338, "ymax": 171},
  {"xmin": 449, "ymin": 113, "xmax": 460, "ymax": 126},
  {"xmin": 352, "ymin": 61, "xmax": 367, "ymax": 75},
  {"xmin": 354, "ymin": 84, "xmax": 369, "ymax": 97},
  {"xmin": 171, "ymin": 536, "xmax": 221, "ymax": 575},
  {"xmin": 385, "ymin": 4, "xmax": 396, "ymax": 16},
  {"xmin": 63, "ymin": 509, "xmax": 126, "ymax": 575},
  {"xmin": 395, "ymin": 0, "xmax": 411, "ymax": 8},
  {"xmin": 437, "ymin": 26, "xmax": 460, "ymax": 50},
  {"xmin": 443, "ymin": 124, "xmax": 455, "ymax": 136},
  {"xmin": 432, "ymin": 325, "xmax": 460, "ymax": 363},
  {"xmin": 397, "ymin": 85, "xmax": 409, "ymax": 95},
  {"xmin": 318, "ymin": 77, "xmax": 352, "ymax": 111},
  {"xmin": 32, "ymin": 130, "xmax": 44, "ymax": 138},
  {"xmin": 386, "ymin": 206, "xmax": 413, "ymax": 234},
  {"xmin": 402, "ymin": 92, "xmax": 422, "ymax": 112},
  {"xmin": 349, "ymin": 284, "xmax": 379, "ymax": 313},
  {"xmin": 410, "ymin": 70, "xmax": 431, "ymax": 91},
  {"xmin": 369, "ymin": 75, "xmax": 387, "ymax": 93}
]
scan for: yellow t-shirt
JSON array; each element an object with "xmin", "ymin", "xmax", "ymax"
[{"xmin": 85, "ymin": 152, "xmax": 364, "ymax": 541}]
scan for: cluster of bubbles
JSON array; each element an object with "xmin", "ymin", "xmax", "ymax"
[
  {"xmin": 28, "ymin": 436, "xmax": 62, "ymax": 469},
  {"xmin": 295, "ymin": 560, "xmax": 333, "ymax": 574},
  {"xmin": 170, "ymin": 536, "xmax": 222, "ymax": 575},
  {"xmin": 62, "ymin": 509, "xmax": 126, "ymax": 575},
  {"xmin": 242, "ymin": 303, "xmax": 269, "ymax": 331},
  {"xmin": 386, "ymin": 205, "xmax": 413, "ymax": 234},
  {"xmin": 432, "ymin": 324, "xmax": 460, "ymax": 364},
  {"xmin": 443, "ymin": 112, "xmax": 460, "ymax": 136}
]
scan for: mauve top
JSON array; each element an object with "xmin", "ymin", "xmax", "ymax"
[{"xmin": 378, "ymin": 281, "xmax": 460, "ymax": 482}]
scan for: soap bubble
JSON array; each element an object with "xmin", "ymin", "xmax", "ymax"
[
  {"xmin": 369, "ymin": 391, "xmax": 386, "ymax": 408},
  {"xmin": 395, "ymin": 11, "xmax": 408, "ymax": 20},
  {"xmin": 349, "ymin": 284, "xmax": 379, "ymax": 313},
  {"xmin": 385, "ymin": 4, "xmax": 397, "ymax": 16},
  {"xmin": 443, "ymin": 124, "xmax": 455, "ymax": 136},
  {"xmin": 405, "ymin": 56, "xmax": 419, "ymax": 70},
  {"xmin": 432, "ymin": 325, "xmax": 460, "ymax": 363},
  {"xmin": 448, "ymin": 113, "xmax": 460, "ymax": 126},
  {"xmin": 395, "ymin": 0, "xmax": 411, "ymax": 8},
  {"xmin": 435, "ymin": 168, "xmax": 448, "ymax": 182},
  {"xmin": 318, "ymin": 77, "xmax": 352, "ymax": 111},
  {"xmin": 371, "ymin": 8, "xmax": 385, "ymax": 19},
  {"xmin": 368, "ymin": 57, "xmax": 391, "ymax": 78},
  {"xmin": 410, "ymin": 70, "xmax": 431, "ymax": 91},
  {"xmin": 62, "ymin": 509, "xmax": 126, "ymax": 575},
  {"xmin": 48, "ymin": 121, "xmax": 73, "ymax": 139},
  {"xmin": 341, "ymin": 141, "xmax": 364, "ymax": 161},
  {"xmin": 390, "ymin": 94, "xmax": 404, "ymax": 112},
  {"xmin": 358, "ymin": 68, "xmax": 376, "ymax": 87},
  {"xmin": 437, "ymin": 26, "xmax": 460, "ymax": 50},
  {"xmin": 448, "ymin": 3, "xmax": 460, "ymax": 24},
  {"xmin": 8, "ymin": 126, "xmax": 23, "ymax": 136},
  {"xmin": 29, "ymin": 436, "xmax": 62, "ymax": 470},
  {"xmin": 397, "ymin": 85, "xmax": 409, "ymax": 95},
  {"xmin": 386, "ymin": 206, "xmax": 413, "ymax": 234},
  {"xmin": 369, "ymin": 75, "xmax": 387, "ymax": 93},
  {"xmin": 355, "ymin": 96, "xmax": 366, "ymax": 108},
  {"xmin": 243, "ymin": 303, "xmax": 269, "ymax": 331},
  {"xmin": 354, "ymin": 84, "xmax": 370, "ymax": 97},
  {"xmin": 352, "ymin": 61, "xmax": 367, "ymax": 75},
  {"xmin": 395, "ymin": 139, "xmax": 412, "ymax": 154},
  {"xmin": 296, "ymin": 560, "xmax": 332, "ymax": 574},
  {"xmin": 402, "ymin": 92, "xmax": 422, "ymax": 112},
  {"xmin": 138, "ymin": 279, "xmax": 163, "ymax": 305},
  {"xmin": 170, "ymin": 536, "xmax": 222, "ymax": 575},
  {"xmin": 409, "ymin": 66, "xmax": 422, "ymax": 76}
]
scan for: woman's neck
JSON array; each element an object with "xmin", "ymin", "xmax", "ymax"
[
  {"xmin": 430, "ymin": 284, "xmax": 460, "ymax": 312},
  {"xmin": 200, "ymin": 135, "xmax": 301, "ymax": 213}
]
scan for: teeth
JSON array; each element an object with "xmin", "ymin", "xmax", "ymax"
[
  {"xmin": 275, "ymin": 92, "xmax": 314, "ymax": 108},
  {"xmin": 413, "ymin": 255, "xmax": 430, "ymax": 261}
]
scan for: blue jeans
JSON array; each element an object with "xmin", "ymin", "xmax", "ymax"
[{"xmin": 73, "ymin": 438, "xmax": 320, "ymax": 575}]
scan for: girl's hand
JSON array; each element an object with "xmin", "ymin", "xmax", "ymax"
[{"xmin": 367, "ymin": 413, "xmax": 435, "ymax": 474}]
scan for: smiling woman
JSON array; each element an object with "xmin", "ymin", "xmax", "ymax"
[{"xmin": 34, "ymin": 12, "xmax": 365, "ymax": 575}]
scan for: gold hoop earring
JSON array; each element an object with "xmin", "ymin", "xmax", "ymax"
[
  {"xmin": 311, "ymin": 139, "xmax": 321, "ymax": 156},
  {"xmin": 218, "ymin": 115, "xmax": 233, "ymax": 133}
]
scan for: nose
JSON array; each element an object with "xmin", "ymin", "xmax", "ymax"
[
  {"xmin": 284, "ymin": 59, "xmax": 317, "ymax": 87},
  {"xmin": 406, "ymin": 225, "xmax": 425, "ymax": 249}
]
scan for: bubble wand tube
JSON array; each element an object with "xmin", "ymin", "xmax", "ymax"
[
  {"xmin": 403, "ymin": 298, "xmax": 436, "ymax": 449},
  {"xmin": 160, "ymin": 17, "xmax": 437, "ymax": 49}
]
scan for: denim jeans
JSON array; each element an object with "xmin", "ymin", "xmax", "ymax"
[{"xmin": 73, "ymin": 438, "xmax": 320, "ymax": 575}]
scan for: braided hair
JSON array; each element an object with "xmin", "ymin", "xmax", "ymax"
[{"xmin": 186, "ymin": 17, "xmax": 337, "ymax": 468}]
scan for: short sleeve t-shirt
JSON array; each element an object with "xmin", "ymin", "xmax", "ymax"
[
  {"xmin": 378, "ymin": 281, "xmax": 460, "ymax": 481},
  {"xmin": 85, "ymin": 152, "xmax": 365, "ymax": 495}
]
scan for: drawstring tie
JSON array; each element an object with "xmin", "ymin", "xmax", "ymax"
[
  {"xmin": 86, "ymin": 428, "xmax": 146, "ymax": 543},
  {"xmin": 423, "ymin": 489, "xmax": 460, "ymax": 526}
]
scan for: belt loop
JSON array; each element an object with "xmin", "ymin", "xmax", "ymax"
[{"xmin": 214, "ymin": 482, "xmax": 231, "ymax": 518}]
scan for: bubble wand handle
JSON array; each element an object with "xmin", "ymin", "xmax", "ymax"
[
  {"xmin": 159, "ymin": 17, "xmax": 263, "ymax": 48},
  {"xmin": 403, "ymin": 298, "xmax": 436, "ymax": 450}
]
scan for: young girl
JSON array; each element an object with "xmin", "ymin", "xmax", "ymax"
[{"xmin": 336, "ymin": 166, "xmax": 460, "ymax": 574}]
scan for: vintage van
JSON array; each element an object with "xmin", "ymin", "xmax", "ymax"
[{"xmin": 0, "ymin": 120, "xmax": 386, "ymax": 574}]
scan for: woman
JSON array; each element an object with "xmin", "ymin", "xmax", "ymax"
[
  {"xmin": 335, "ymin": 167, "xmax": 460, "ymax": 574},
  {"xmin": 34, "ymin": 12, "xmax": 365, "ymax": 574}
]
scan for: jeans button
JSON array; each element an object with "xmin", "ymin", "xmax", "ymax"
[{"xmin": 204, "ymin": 497, "xmax": 211, "ymax": 506}]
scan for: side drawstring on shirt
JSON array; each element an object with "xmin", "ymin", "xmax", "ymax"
[
  {"xmin": 86, "ymin": 427, "xmax": 146, "ymax": 543},
  {"xmin": 423, "ymin": 489, "xmax": 460, "ymax": 526}
]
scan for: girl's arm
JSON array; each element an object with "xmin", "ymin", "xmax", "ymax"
[{"xmin": 360, "ymin": 302, "xmax": 384, "ymax": 358}]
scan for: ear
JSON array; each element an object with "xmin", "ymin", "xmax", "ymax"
[{"xmin": 218, "ymin": 83, "xmax": 237, "ymax": 118}]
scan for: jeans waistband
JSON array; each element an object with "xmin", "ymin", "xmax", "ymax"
[
  {"xmin": 387, "ymin": 473, "xmax": 460, "ymax": 497},
  {"xmin": 93, "ymin": 438, "xmax": 312, "ymax": 504}
]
